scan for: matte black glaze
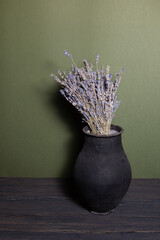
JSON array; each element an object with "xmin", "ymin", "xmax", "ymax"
[{"xmin": 73, "ymin": 125, "xmax": 132, "ymax": 214}]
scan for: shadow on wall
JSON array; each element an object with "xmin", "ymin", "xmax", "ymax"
[{"xmin": 46, "ymin": 85, "xmax": 84, "ymax": 178}]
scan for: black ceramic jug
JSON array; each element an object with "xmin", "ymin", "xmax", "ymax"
[{"xmin": 73, "ymin": 125, "xmax": 132, "ymax": 214}]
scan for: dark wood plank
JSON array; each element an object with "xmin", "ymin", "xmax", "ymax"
[{"xmin": 0, "ymin": 178, "xmax": 159, "ymax": 240}]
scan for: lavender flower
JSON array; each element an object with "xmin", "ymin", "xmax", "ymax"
[
  {"xmin": 96, "ymin": 54, "xmax": 100, "ymax": 63},
  {"xmin": 50, "ymin": 51, "xmax": 125, "ymax": 135},
  {"xmin": 64, "ymin": 50, "xmax": 73, "ymax": 59}
]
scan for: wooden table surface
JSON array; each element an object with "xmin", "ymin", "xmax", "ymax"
[{"xmin": 0, "ymin": 178, "xmax": 159, "ymax": 240}]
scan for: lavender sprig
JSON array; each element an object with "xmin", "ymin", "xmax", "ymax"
[{"xmin": 50, "ymin": 51, "xmax": 125, "ymax": 135}]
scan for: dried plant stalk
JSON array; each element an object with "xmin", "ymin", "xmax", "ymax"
[{"xmin": 50, "ymin": 51, "xmax": 125, "ymax": 135}]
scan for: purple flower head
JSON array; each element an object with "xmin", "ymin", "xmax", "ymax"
[
  {"xmin": 51, "ymin": 51, "xmax": 125, "ymax": 135},
  {"xmin": 117, "ymin": 68, "xmax": 125, "ymax": 76},
  {"xmin": 60, "ymin": 89, "xmax": 65, "ymax": 96},
  {"xmin": 77, "ymin": 102, "xmax": 84, "ymax": 108},
  {"xmin": 96, "ymin": 54, "xmax": 100, "ymax": 63},
  {"xmin": 64, "ymin": 50, "xmax": 73, "ymax": 59}
]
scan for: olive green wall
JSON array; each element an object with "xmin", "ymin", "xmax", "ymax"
[{"xmin": 1, "ymin": 0, "xmax": 160, "ymax": 178}]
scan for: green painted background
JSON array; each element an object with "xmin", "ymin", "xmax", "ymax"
[{"xmin": 1, "ymin": 0, "xmax": 160, "ymax": 178}]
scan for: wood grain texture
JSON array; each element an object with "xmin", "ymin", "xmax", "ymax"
[{"xmin": 0, "ymin": 178, "xmax": 159, "ymax": 240}]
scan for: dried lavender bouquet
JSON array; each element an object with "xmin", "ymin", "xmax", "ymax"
[{"xmin": 50, "ymin": 51, "xmax": 125, "ymax": 135}]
